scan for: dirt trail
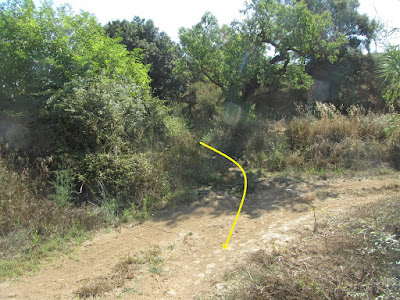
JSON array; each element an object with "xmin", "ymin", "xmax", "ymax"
[{"xmin": 1, "ymin": 175, "xmax": 399, "ymax": 299}]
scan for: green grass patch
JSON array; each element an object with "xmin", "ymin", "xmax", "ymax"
[{"xmin": 0, "ymin": 226, "xmax": 92, "ymax": 281}]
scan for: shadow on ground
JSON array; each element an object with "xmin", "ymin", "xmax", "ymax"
[{"xmin": 154, "ymin": 171, "xmax": 331, "ymax": 227}]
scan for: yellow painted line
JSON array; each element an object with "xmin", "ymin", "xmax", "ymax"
[{"xmin": 199, "ymin": 142, "xmax": 247, "ymax": 249}]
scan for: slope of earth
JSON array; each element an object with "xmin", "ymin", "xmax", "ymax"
[{"xmin": 1, "ymin": 173, "xmax": 399, "ymax": 299}]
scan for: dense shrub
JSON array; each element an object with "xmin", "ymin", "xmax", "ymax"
[
  {"xmin": 39, "ymin": 74, "xmax": 171, "ymax": 210},
  {"xmin": 43, "ymin": 75, "xmax": 155, "ymax": 153},
  {"xmin": 81, "ymin": 152, "xmax": 161, "ymax": 210},
  {"xmin": 183, "ymin": 81, "xmax": 224, "ymax": 130}
]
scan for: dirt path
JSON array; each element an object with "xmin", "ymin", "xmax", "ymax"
[{"xmin": 1, "ymin": 175, "xmax": 399, "ymax": 299}]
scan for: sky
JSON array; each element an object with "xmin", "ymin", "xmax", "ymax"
[
  {"xmin": 8, "ymin": 0, "xmax": 400, "ymax": 49},
  {"xmin": 34, "ymin": 0, "xmax": 246, "ymax": 42}
]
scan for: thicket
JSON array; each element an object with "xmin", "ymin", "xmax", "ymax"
[{"xmin": 1, "ymin": 0, "xmax": 400, "ymax": 277}]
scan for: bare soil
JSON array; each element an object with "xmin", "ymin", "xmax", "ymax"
[{"xmin": 1, "ymin": 174, "xmax": 399, "ymax": 299}]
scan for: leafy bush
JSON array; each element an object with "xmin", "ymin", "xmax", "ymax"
[
  {"xmin": 0, "ymin": 0, "xmax": 150, "ymax": 116},
  {"xmin": 38, "ymin": 74, "xmax": 171, "ymax": 211},
  {"xmin": 49, "ymin": 164, "xmax": 75, "ymax": 208},
  {"xmin": 184, "ymin": 81, "xmax": 224, "ymax": 130},
  {"xmin": 380, "ymin": 45, "xmax": 400, "ymax": 108},
  {"xmin": 162, "ymin": 114, "xmax": 209, "ymax": 185},
  {"xmin": 43, "ymin": 75, "xmax": 152, "ymax": 153},
  {"xmin": 82, "ymin": 152, "xmax": 162, "ymax": 212}
]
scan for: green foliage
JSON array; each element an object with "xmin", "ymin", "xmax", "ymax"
[
  {"xmin": 303, "ymin": 1, "xmax": 382, "ymax": 109},
  {"xmin": 380, "ymin": 45, "xmax": 400, "ymax": 107},
  {"xmin": 307, "ymin": 51, "xmax": 385, "ymax": 109},
  {"xmin": 266, "ymin": 142, "xmax": 288, "ymax": 171},
  {"xmin": 303, "ymin": 0, "xmax": 381, "ymax": 52},
  {"xmin": 82, "ymin": 152, "xmax": 161, "ymax": 211},
  {"xmin": 245, "ymin": 0, "xmax": 346, "ymax": 62},
  {"xmin": 0, "ymin": 0, "xmax": 170, "ymax": 215},
  {"xmin": 379, "ymin": 45, "xmax": 400, "ymax": 135},
  {"xmin": 49, "ymin": 164, "xmax": 74, "ymax": 208},
  {"xmin": 184, "ymin": 82, "xmax": 224, "ymax": 129},
  {"xmin": 178, "ymin": 1, "xmax": 347, "ymax": 102},
  {"xmin": 178, "ymin": 12, "xmax": 264, "ymax": 101},
  {"xmin": 32, "ymin": 230, "xmax": 41, "ymax": 246},
  {"xmin": 162, "ymin": 115, "xmax": 209, "ymax": 185},
  {"xmin": 40, "ymin": 72, "xmax": 170, "ymax": 210},
  {"xmin": 43, "ymin": 74, "xmax": 153, "ymax": 153},
  {"xmin": 0, "ymin": 0, "xmax": 149, "ymax": 116},
  {"xmin": 104, "ymin": 17, "xmax": 184, "ymax": 100}
]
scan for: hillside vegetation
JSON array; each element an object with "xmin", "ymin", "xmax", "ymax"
[{"xmin": 1, "ymin": 0, "xmax": 400, "ymax": 288}]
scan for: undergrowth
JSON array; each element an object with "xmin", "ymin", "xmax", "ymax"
[
  {"xmin": 244, "ymin": 103, "xmax": 399, "ymax": 172},
  {"xmin": 215, "ymin": 197, "xmax": 400, "ymax": 299},
  {"xmin": 0, "ymin": 157, "xmax": 103, "ymax": 281},
  {"xmin": 2, "ymin": 100, "xmax": 400, "ymax": 282}
]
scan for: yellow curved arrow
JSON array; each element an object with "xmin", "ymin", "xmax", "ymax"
[{"xmin": 199, "ymin": 142, "xmax": 247, "ymax": 249}]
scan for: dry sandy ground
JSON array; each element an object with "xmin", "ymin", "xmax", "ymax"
[{"xmin": 1, "ymin": 174, "xmax": 399, "ymax": 299}]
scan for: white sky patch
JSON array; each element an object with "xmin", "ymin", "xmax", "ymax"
[
  {"xmin": 358, "ymin": 0, "xmax": 400, "ymax": 49},
  {"xmin": 2, "ymin": 0, "xmax": 399, "ymax": 49},
  {"xmin": 36, "ymin": 0, "xmax": 246, "ymax": 42}
]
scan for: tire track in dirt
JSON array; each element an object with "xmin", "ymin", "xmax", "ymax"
[{"xmin": 1, "ymin": 176, "xmax": 399, "ymax": 299}]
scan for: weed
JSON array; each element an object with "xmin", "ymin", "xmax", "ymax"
[
  {"xmin": 134, "ymin": 195, "xmax": 149, "ymax": 221},
  {"xmin": 32, "ymin": 230, "xmax": 41, "ymax": 246},
  {"xmin": 214, "ymin": 197, "xmax": 400, "ymax": 299},
  {"xmin": 48, "ymin": 164, "xmax": 74, "ymax": 207},
  {"xmin": 148, "ymin": 265, "xmax": 163, "ymax": 275},
  {"xmin": 0, "ymin": 225, "xmax": 92, "ymax": 281},
  {"xmin": 76, "ymin": 245, "xmax": 164, "ymax": 298},
  {"xmin": 0, "ymin": 157, "xmax": 103, "ymax": 281}
]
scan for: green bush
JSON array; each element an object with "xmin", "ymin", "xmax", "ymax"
[
  {"xmin": 49, "ymin": 164, "xmax": 75, "ymax": 208},
  {"xmin": 43, "ymin": 75, "xmax": 153, "ymax": 153},
  {"xmin": 185, "ymin": 81, "xmax": 224, "ymax": 130},
  {"xmin": 162, "ymin": 114, "xmax": 208, "ymax": 185},
  {"xmin": 82, "ymin": 152, "xmax": 162, "ymax": 211}
]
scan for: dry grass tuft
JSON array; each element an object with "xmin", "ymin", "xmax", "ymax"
[
  {"xmin": 75, "ymin": 246, "xmax": 164, "ymax": 298},
  {"xmin": 75, "ymin": 277, "xmax": 114, "ymax": 299}
]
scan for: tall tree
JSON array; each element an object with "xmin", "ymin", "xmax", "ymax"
[
  {"xmin": 380, "ymin": 45, "xmax": 400, "ymax": 107},
  {"xmin": 104, "ymin": 18, "xmax": 184, "ymax": 101},
  {"xmin": 300, "ymin": 0, "xmax": 380, "ymax": 52},
  {"xmin": 300, "ymin": 0, "xmax": 382, "ymax": 108},
  {"xmin": 179, "ymin": 1, "xmax": 346, "ymax": 102}
]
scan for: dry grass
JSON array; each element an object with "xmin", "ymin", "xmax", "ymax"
[
  {"xmin": 216, "ymin": 197, "xmax": 400, "ymax": 299},
  {"xmin": 75, "ymin": 245, "xmax": 164, "ymax": 298},
  {"xmin": 0, "ymin": 157, "xmax": 104, "ymax": 280},
  {"xmin": 245, "ymin": 104, "xmax": 398, "ymax": 172}
]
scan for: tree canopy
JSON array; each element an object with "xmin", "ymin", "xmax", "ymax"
[
  {"xmin": 104, "ymin": 18, "xmax": 184, "ymax": 101},
  {"xmin": 0, "ymin": 0, "xmax": 150, "ymax": 115},
  {"xmin": 178, "ymin": 0, "xmax": 348, "ymax": 102},
  {"xmin": 301, "ymin": 0, "xmax": 380, "ymax": 52}
]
